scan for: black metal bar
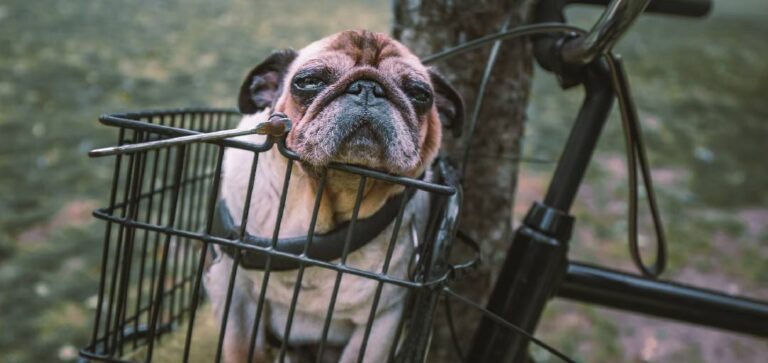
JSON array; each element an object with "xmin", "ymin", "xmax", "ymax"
[
  {"xmin": 157, "ymin": 114, "xmax": 181, "ymax": 342},
  {"xmin": 571, "ymin": 0, "xmax": 712, "ymax": 18},
  {"xmin": 399, "ymin": 161, "xmax": 464, "ymax": 363},
  {"xmin": 113, "ymin": 130, "xmax": 148, "ymax": 353},
  {"xmin": 558, "ymin": 262, "xmax": 768, "ymax": 337},
  {"xmin": 277, "ymin": 141, "xmax": 455, "ymax": 196},
  {"xmin": 292, "ymin": 169, "xmax": 328, "ymax": 362},
  {"xmin": 184, "ymin": 113, "xmax": 205, "ymax": 309},
  {"xmin": 176, "ymin": 112, "xmax": 198, "ymax": 318},
  {"xmin": 277, "ymin": 160, "xmax": 308, "ymax": 362},
  {"xmin": 467, "ymin": 203, "xmax": 573, "ymax": 363},
  {"xmin": 244, "ymin": 158, "xmax": 306, "ymax": 362},
  {"xmin": 144, "ymin": 144, "xmax": 187, "ymax": 360},
  {"xmin": 169, "ymin": 142, "xmax": 187, "ymax": 326},
  {"xmin": 543, "ymin": 59, "xmax": 614, "ymax": 211},
  {"xmin": 104, "ymin": 130, "xmax": 139, "ymax": 355},
  {"xmin": 147, "ymin": 122, "xmax": 172, "ymax": 337},
  {"xmin": 468, "ymin": 40, "xmax": 614, "ymax": 360},
  {"xmin": 213, "ymin": 242, "xmax": 243, "ymax": 363},
  {"xmin": 90, "ymin": 209, "xmax": 450, "ymax": 290},
  {"xmin": 132, "ymin": 143, "xmax": 160, "ymax": 350},
  {"xmin": 213, "ymin": 150, "xmax": 261, "ymax": 363},
  {"xmin": 308, "ymin": 175, "xmax": 367, "ymax": 362},
  {"xmin": 90, "ymin": 127, "xmax": 125, "ymax": 350},
  {"xmin": 174, "ymin": 114, "xmax": 193, "ymax": 322},
  {"xmin": 311, "ymin": 174, "xmax": 366, "ymax": 360},
  {"xmin": 133, "ymin": 114, "xmax": 164, "ymax": 342},
  {"xmin": 356, "ymin": 187, "xmax": 411, "ymax": 361},
  {"xmin": 182, "ymin": 142, "xmax": 225, "ymax": 363}
]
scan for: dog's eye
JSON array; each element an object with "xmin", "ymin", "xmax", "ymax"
[
  {"xmin": 405, "ymin": 85, "xmax": 433, "ymax": 109},
  {"xmin": 293, "ymin": 76, "xmax": 326, "ymax": 92},
  {"xmin": 408, "ymin": 89, "xmax": 431, "ymax": 103}
]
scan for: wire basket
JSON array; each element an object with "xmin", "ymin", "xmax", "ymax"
[{"xmin": 80, "ymin": 108, "xmax": 471, "ymax": 362}]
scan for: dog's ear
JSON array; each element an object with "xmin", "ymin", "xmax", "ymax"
[
  {"xmin": 428, "ymin": 69, "xmax": 465, "ymax": 138},
  {"xmin": 238, "ymin": 49, "xmax": 298, "ymax": 114}
]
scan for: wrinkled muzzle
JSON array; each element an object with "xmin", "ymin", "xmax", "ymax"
[{"xmin": 290, "ymin": 77, "xmax": 422, "ymax": 174}]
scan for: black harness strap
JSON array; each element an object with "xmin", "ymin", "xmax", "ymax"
[{"xmin": 211, "ymin": 187, "xmax": 417, "ymax": 271}]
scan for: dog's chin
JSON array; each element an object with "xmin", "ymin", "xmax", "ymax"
[
  {"xmin": 296, "ymin": 127, "xmax": 414, "ymax": 178},
  {"xmin": 332, "ymin": 126, "xmax": 388, "ymax": 169}
]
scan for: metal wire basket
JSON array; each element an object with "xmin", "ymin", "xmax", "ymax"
[{"xmin": 80, "ymin": 108, "xmax": 471, "ymax": 362}]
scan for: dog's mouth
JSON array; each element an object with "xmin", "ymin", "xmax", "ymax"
[
  {"xmin": 329, "ymin": 118, "xmax": 389, "ymax": 167},
  {"xmin": 342, "ymin": 120, "xmax": 386, "ymax": 150}
]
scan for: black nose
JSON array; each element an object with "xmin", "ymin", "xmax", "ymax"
[{"xmin": 346, "ymin": 79, "xmax": 386, "ymax": 98}]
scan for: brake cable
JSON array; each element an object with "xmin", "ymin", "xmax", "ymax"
[
  {"xmin": 457, "ymin": 14, "xmax": 513, "ymax": 177},
  {"xmin": 606, "ymin": 53, "xmax": 668, "ymax": 278}
]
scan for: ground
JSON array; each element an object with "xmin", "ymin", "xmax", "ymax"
[{"xmin": 0, "ymin": 0, "xmax": 765, "ymax": 362}]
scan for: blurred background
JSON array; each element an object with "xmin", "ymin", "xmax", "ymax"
[{"xmin": 0, "ymin": 0, "xmax": 765, "ymax": 362}]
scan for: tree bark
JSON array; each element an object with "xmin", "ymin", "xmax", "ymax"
[{"xmin": 393, "ymin": 0, "xmax": 536, "ymax": 360}]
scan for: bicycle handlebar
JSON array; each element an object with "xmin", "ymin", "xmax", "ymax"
[
  {"xmin": 561, "ymin": 0, "xmax": 713, "ymax": 66},
  {"xmin": 573, "ymin": 0, "xmax": 712, "ymax": 18},
  {"xmin": 561, "ymin": 0, "xmax": 652, "ymax": 65}
]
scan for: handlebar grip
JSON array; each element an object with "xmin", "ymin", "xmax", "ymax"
[{"xmin": 571, "ymin": 0, "xmax": 712, "ymax": 18}]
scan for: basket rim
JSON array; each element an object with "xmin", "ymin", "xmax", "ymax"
[{"xmin": 96, "ymin": 108, "xmax": 456, "ymax": 196}]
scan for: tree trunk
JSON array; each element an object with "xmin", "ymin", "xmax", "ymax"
[{"xmin": 393, "ymin": 0, "xmax": 536, "ymax": 360}]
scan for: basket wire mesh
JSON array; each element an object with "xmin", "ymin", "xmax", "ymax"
[{"xmin": 80, "ymin": 109, "xmax": 465, "ymax": 362}]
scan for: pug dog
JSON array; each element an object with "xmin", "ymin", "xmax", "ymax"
[{"xmin": 204, "ymin": 30, "xmax": 463, "ymax": 363}]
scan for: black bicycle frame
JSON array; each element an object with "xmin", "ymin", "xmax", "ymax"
[{"xmin": 468, "ymin": 0, "xmax": 768, "ymax": 362}]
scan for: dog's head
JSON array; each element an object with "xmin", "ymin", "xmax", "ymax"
[{"xmin": 238, "ymin": 30, "xmax": 464, "ymax": 176}]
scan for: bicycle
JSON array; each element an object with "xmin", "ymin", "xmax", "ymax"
[{"xmin": 79, "ymin": 0, "xmax": 768, "ymax": 362}]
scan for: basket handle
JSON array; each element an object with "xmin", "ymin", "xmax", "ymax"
[{"xmin": 89, "ymin": 113, "xmax": 291, "ymax": 157}]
